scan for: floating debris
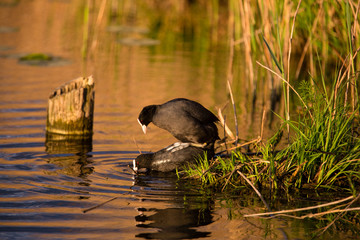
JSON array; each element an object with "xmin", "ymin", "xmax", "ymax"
[
  {"xmin": 0, "ymin": 45, "xmax": 13, "ymax": 51},
  {"xmin": 0, "ymin": 26, "xmax": 18, "ymax": 33},
  {"xmin": 18, "ymin": 53, "xmax": 71, "ymax": 66}
]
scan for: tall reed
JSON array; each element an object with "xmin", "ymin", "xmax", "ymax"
[{"xmin": 182, "ymin": 0, "xmax": 360, "ymax": 194}]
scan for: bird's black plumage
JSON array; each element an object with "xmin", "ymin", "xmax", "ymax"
[
  {"xmin": 133, "ymin": 142, "xmax": 214, "ymax": 172},
  {"xmin": 137, "ymin": 98, "xmax": 219, "ymax": 144}
]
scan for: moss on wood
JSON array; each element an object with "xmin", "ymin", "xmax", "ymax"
[{"xmin": 46, "ymin": 76, "xmax": 95, "ymax": 136}]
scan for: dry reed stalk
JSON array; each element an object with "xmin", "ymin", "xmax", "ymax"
[
  {"xmin": 217, "ymin": 107, "xmax": 236, "ymax": 140},
  {"xmin": 226, "ymin": 1, "xmax": 239, "ymax": 144},
  {"xmin": 281, "ymin": 0, "xmax": 291, "ymax": 75},
  {"xmin": 343, "ymin": 1, "xmax": 360, "ymax": 110},
  {"xmin": 244, "ymin": 195, "xmax": 354, "ymax": 218},
  {"xmin": 350, "ymin": 1, "xmax": 360, "ymax": 109},
  {"xmin": 227, "ymin": 63, "xmax": 239, "ymax": 144},
  {"xmin": 295, "ymin": 0, "xmax": 323, "ymax": 79},
  {"xmin": 217, "ymin": 108, "xmax": 230, "ymax": 154},
  {"xmin": 347, "ymin": 3, "xmax": 356, "ymax": 110},
  {"xmin": 260, "ymin": 108, "xmax": 266, "ymax": 140},
  {"xmin": 258, "ymin": 0, "xmax": 273, "ymax": 68},
  {"xmin": 285, "ymin": 0, "xmax": 302, "ymax": 135},
  {"xmin": 238, "ymin": 0, "xmax": 254, "ymax": 88},
  {"xmin": 334, "ymin": 46, "xmax": 360, "ymax": 109}
]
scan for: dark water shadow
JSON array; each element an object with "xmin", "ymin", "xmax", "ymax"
[
  {"xmin": 135, "ymin": 207, "xmax": 212, "ymax": 239},
  {"xmin": 132, "ymin": 173, "xmax": 213, "ymax": 239}
]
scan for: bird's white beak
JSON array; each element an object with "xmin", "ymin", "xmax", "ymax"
[
  {"xmin": 137, "ymin": 118, "xmax": 147, "ymax": 134},
  {"xmin": 133, "ymin": 159, "xmax": 138, "ymax": 172}
]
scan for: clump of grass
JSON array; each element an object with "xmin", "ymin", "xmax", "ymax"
[
  {"xmin": 183, "ymin": 152, "xmax": 240, "ymax": 188},
  {"xmin": 277, "ymin": 79, "xmax": 360, "ymax": 191},
  {"xmin": 181, "ymin": 77, "xmax": 360, "ymax": 193}
]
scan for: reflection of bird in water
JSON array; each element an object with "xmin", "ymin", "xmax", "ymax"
[
  {"xmin": 132, "ymin": 174, "xmax": 213, "ymax": 240},
  {"xmin": 137, "ymin": 98, "xmax": 219, "ymax": 144},
  {"xmin": 133, "ymin": 99, "xmax": 216, "ymax": 238},
  {"xmin": 135, "ymin": 207, "xmax": 212, "ymax": 239},
  {"xmin": 133, "ymin": 142, "xmax": 214, "ymax": 172}
]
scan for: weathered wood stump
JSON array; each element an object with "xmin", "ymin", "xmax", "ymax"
[{"xmin": 46, "ymin": 76, "xmax": 95, "ymax": 137}]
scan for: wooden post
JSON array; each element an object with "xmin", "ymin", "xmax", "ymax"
[{"xmin": 46, "ymin": 76, "xmax": 95, "ymax": 137}]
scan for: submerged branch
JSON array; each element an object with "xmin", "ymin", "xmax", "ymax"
[
  {"xmin": 318, "ymin": 192, "xmax": 360, "ymax": 236},
  {"xmin": 237, "ymin": 170, "xmax": 271, "ymax": 211},
  {"xmin": 244, "ymin": 195, "xmax": 354, "ymax": 218},
  {"xmin": 83, "ymin": 196, "xmax": 118, "ymax": 213}
]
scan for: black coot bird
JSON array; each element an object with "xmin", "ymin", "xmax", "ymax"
[
  {"xmin": 137, "ymin": 98, "xmax": 219, "ymax": 144},
  {"xmin": 133, "ymin": 142, "xmax": 214, "ymax": 172}
]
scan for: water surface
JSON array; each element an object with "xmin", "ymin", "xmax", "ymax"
[{"xmin": 0, "ymin": 1, "xmax": 356, "ymax": 239}]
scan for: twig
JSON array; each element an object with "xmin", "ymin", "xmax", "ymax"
[
  {"xmin": 128, "ymin": 164, "xmax": 137, "ymax": 174},
  {"xmin": 260, "ymin": 207, "xmax": 360, "ymax": 219},
  {"xmin": 83, "ymin": 196, "xmax": 118, "ymax": 213},
  {"xmin": 226, "ymin": 137, "xmax": 262, "ymax": 151},
  {"xmin": 221, "ymin": 164, "xmax": 243, "ymax": 192},
  {"xmin": 237, "ymin": 170, "xmax": 271, "ymax": 211},
  {"xmin": 260, "ymin": 108, "xmax": 266, "ymax": 140},
  {"xmin": 133, "ymin": 137, "xmax": 142, "ymax": 154},
  {"xmin": 198, "ymin": 157, "xmax": 220, "ymax": 180},
  {"xmin": 244, "ymin": 195, "xmax": 354, "ymax": 217}
]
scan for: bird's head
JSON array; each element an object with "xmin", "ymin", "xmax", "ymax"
[{"xmin": 137, "ymin": 105, "xmax": 157, "ymax": 134}]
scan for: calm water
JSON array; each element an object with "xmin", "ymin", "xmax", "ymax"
[{"xmin": 0, "ymin": 1, "xmax": 357, "ymax": 239}]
